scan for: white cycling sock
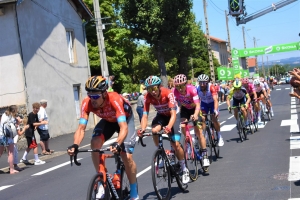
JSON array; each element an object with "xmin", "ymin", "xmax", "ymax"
[{"xmin": 179, "ymin": 159, "xmax": 186, "ymax": 171}]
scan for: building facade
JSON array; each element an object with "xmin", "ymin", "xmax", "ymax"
[
  {"xmin": 0, "ymin": 0, "xmax": 94, "ymax": 136},
  {"xmin": 210, "ymin": 36, "xmax": 229, "ymax": 66}
]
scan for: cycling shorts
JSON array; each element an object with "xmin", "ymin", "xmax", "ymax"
[
  {"xmin": 256, "ymin": 91, "xmax": 264, "ymax": 97},
  {"xmin": 250, "ymin": 94, "xmax": 255, "ymax": 101},
  {"xmin": 152, "ymin": 114, "xmax": 181, "ymax": 142},
  {"xmin": 201, "ymin": 101, "xmax": 217, "ymax": 114},
  {"xmin": 180, "ymin": 106, "xmax": 195, "ymax": 120},
  {"xmin": 92, "ymin": 114, "xmax": 136, "ymax": 154},
  {"xmin": 232, "ymin": 97, "xmax": 246, "ymax": 107}
]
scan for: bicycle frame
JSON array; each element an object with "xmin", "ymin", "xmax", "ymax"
[{"xmin": 70, "ymin": 148, "xmax": 123, "ymax": 199}]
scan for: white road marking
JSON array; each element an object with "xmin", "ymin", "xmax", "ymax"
[
  {"xmin": 137, "ymin": 166, "xmax": 151, "ymax": 177},
  {"xmin": 288, "ymin": 198, "xmax": 300, "ymax": 200},
  {"xmin": 286, "ymin": 88, "xmax": 291, "ymax": 90},
  {"xmin": 220, "ymin": 121, "xmax": 226, "ymax": 125},
  {"xmin": 0, "ymin": 185, "xmax": 14, "ymax": 191},
  {"xmin": 291, "ymin": 125, "xmax": 299, "ymax": 133},
  {"xmin": 291, "ymin": 109, "xmax": 297, "ymax": 114},
  {"xmin": 228, "ymin": 115, "xmax": 234, "ymax": 119},
  {"xmin": 290, "ymin": 136, "xmax": 300, "ymax": 149},
  {"xmin": 281, "ymin": 119, "xmax": 298, "ymax": 126},
  {"xmin": 32, "ymin": 159, "xmax": 82, "ymax": 176},
  {"xmin": 257, "ymin": 122, "xmax": 267, "ymax": 129},
  {"xmin": 291, "ymin": 105, "xmax": 297, "ymax": 109},
  {"xmin": 288, "ymin": 156, "xmax": 300, "ymax": 181},
  {"xmin": 291, "ymin": 114, "xmax": 298, "ymax": 120},
  {"xmin": 220, "ymin": 124, "xmax": 236, "ymax": 132},
  {"xmin": 276, "ymin": 88, "xmax": 281, "ymax": 90}
]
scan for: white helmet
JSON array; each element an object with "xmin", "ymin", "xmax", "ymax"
[
  {"xmin": 253, "ymin": 79, "xmax": 260, "ymax": 85},
  {"xmin": 197, "ymin": 74, "xmax": 209, "ymax": 82}
]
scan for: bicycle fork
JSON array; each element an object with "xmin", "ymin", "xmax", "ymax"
[{"xmin": 106, "ymin": 172, "xmax": 120, "ymax": 199}]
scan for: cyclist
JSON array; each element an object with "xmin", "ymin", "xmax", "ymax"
[
  {"xmin": 137, "ymin": 75, "xmax": 190, "ymax": 184},
  {"xmin": 260, "ymin": 78, "xmax": 274, "ymax": 117},
  {"xmin": 197, "ymin": 74, "xmax": 224, "ymax": 147},
  {"xmin": 173, "ymin": 74, "xmax": 210, "ymax": 166},
  {"xmin": 227, "ymin": 79, "xmax": 251, "ymax": 126},
  {"xmin": 67, "ymin": 76, "xmax": 139, "ymax": 200},
  {"xmin": 269, "ymin": 76, "xmax": 274, "ymax": 90},
  {"xmin": 242, "ymin": 78, "xmax": 259, "ymax": 114},
  {"xmin": 253, "ymin": 79, "xmax": 272, "ymax": 120}
]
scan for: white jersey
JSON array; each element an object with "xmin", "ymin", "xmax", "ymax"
[
  {"xmin": 255, "ymin": 82, "xmax": 265, "ymax": 93},
  {"xmin": 196, "ymin": 83, "xmax": 217, "ymax": 104},
  {"xmin": 263, "ymin": 82, "xmax": 269, "ymax": 91}
]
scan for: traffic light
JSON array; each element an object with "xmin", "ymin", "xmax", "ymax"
[{"xmin": 228, "ymin": 0, "xmax": 245, "ymax": 17}]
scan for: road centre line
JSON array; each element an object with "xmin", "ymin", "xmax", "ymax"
[
  {"xmin": 228, "ymin": 115, "xmax": 234, "ymax": 119},
  {"xmin": 286, "ymin": 88, "xmax": 291, "ymax": 90},
  {"xmin": 220, "ymin": 121, "xmax": 226, "ymax": 125},
  {"xmin": 32, "ymin": 159, "xmax": 83, "ymax": 176},
  {"xmin": 137, "ymin": 166, "xmax": 151, "ymax": 177},
  {"xmin": 276, "ymin": 89, "xmax": 281, "ymax": 90},
  {"xmin": 291, "ymin": 105, "xmax": 297, "ymax": 109}
]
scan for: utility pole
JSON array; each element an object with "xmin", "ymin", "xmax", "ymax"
[
  {"xmin": 242, "ymin": 26, "xmax": 248, "ymax": 69},
  {"xmin": 190, "ymin": 57, "xmax": 194, "ymax": 82},
  {"xmin": 93, "ymin": 0, "xmax": 110, "ymax": 86},
  {"xmin": 253, "ymin": 37, "xmax": 258, "ymax": 73},
  {"xmin": 225, "ymin": 10, "xmax": 232, "ymax": 68},
  {"xmin": 203, "ymin": 0, "xmax": 215, "ymax": 82}
]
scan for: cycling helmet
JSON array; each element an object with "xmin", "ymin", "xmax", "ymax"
[
  {"xmin": 242, "ymin": 78, "xmax": 249, "ymax": 85},
  {"xmin": 253, "ymin": 79, "xmax": 260, "ymax": 85},
  {"xmin": 144, "ymin": 76, "xmax": 162, "ymax": 87},
  {"xmin": 233, "ymin": 80, "xmax": 242, "ymax": 89},
  {"xmin": 197, "ymin": 74, "xmax": 209, "ymax": 82},
  {"xmin": 173, "ymin": 74, "xmax": 187, "ymax": 85},
  {"xmin": 85, "ymin": 76, "xmax": 108, "ymax": 92}
]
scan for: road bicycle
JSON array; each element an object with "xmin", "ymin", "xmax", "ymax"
[
  {"xmin": 230, "ymin": 106, "xmax": 248, "ymax": 142},
  {"xmin": 138, "ymin": 130, "xmax": 188, "ymax": 200},
  {"xmin": 250, "ymin": 100, "xmax": 259, "ymax": 132},
  {"xmin": 257, "ymin": 96, "xmax": 271, "ymax": 124},
  {"xmin": 202, "ymin": 113, "xmax": 220, "ymax": 159},
  {"xmin": 245, "ymin": 103, "xmax": 255, "ymax": 135},
  {"xmin": 69, "ymin": 148, "xmax": 131, "ymax": 200}
]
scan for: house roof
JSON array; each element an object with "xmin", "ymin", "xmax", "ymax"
[
  {"xmin": 209, "ymin": 36, "xmax": 227, "ymax": 43},
  {"xmin": 0, "ymin": 0, "xmax": 93, "ymax": 20}
]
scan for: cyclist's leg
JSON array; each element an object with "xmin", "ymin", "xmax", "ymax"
[
  {"xmin": 120, "ymin": 114, "xmax": 138, "ymax": 199},
  {"xmin": 179, "ymin": 106, "xmax": 190, "ymax": 137},
  {"xmin": 232, "ymin": 98, "xmax": 239, "ymax": 121},
  {"xmin": 91, "ymin": 119, "xmax": 115, "ymax": 172},
  {"xmin": 151, "ymin": 115, "xmax": 163, "ymax": 147}
]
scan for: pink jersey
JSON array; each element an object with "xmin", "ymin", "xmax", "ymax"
[
  {"xmin": 174, "ymin": 85, "xmax": 199, "ymax": 109},
  {"xmin": 245, "ymin": 83, "xmax": 256, "ymax": 95},
  {"xmin": 255, "ymin": 82, "xmax": 265, "ymax": 92}
]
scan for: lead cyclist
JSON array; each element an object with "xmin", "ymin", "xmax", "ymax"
[{"xmin": 260, "ymin": 77, "xmax": 274, "ymax": 117}]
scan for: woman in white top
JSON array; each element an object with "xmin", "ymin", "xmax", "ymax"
[{"xmin": 0, "ymin": 105, "xmax": 23, "ymax": 174}]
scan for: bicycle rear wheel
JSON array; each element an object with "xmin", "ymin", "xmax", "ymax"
[
  {"xmin": 117, "ymin": 166, "xmax": 131, "ymax": 200},
  {"xmin": 87, "ymin": 174, "xmax": 110, "ymax": 200},
  {"xmin": 175, "ymin": 143, "xmax": 188, "ymax": 192},
  {"xmin": 151, "ymin": 149, "xmax": 171, "ymax": 200},
  {"xmin": 210, "ymin": 127, "xmax": 220, "ymax": 158},
  {"xmin": 237, "ymin": 118, "xmax": 244, "ymax": 142},
  {"xmin": 185, "ymin": 139, "xmax": 198, "ymax": 181}
]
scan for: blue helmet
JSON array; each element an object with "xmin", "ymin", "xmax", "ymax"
[{"xmin": 144, "ymin": 76, "xmax": 161, "ymax": 87}]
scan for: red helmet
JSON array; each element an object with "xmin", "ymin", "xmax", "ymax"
[
  {"xmin": 173, "ymin": 74, "xmax": 187, "ymax": 85},
  {"xmin": 242, "ymin": 78, "xmax": 249, "ymax": 85}
]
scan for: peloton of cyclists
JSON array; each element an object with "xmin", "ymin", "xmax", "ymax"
[{"xmin": 241, "ymin": 78, "xmax": 259, "ymax": 119}]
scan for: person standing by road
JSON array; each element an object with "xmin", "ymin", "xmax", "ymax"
[
  {"xmin": 37, "ymin": 99, "xmax": 54, "ymax": 155},
  {"xmin": 136, "ymin": 90, "xmax": 147, "ymax": 122}
]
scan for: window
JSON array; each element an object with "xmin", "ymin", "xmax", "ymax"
[
  {"xmin": 66, "ymin": 30, "xmax": 76, "ymax": 63},
  {"xmin": 73, "ymin": 84, "xmax": 81, "ymax": 119}
]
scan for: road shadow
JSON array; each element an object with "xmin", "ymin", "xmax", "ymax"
[
  {"xmin": 226, "ymin": 138, "xmax": 243, "ymax": 143},
  {"xmin": 294, "ymin": 180, "xmax": 300, "ymax": 186},
  {"xmin": 141, "ymin": 186, "xmax": 189, "ymax": 200}
]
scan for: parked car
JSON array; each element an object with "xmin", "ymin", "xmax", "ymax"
[{"xmin": 278, "ymin": 78, "xmax": 286, "ymax": 85}]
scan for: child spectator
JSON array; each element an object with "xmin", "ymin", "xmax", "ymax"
[{"xmin": 20, "ymin": 102, "xmax": 47, "ymax": 165}]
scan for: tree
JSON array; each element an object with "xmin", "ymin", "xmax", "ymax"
[{"xmin": 119, "ymin": 0, "xmax": 193, "ymax": 87}]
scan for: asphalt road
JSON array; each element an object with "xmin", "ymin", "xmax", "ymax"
[{"xmin": 0, "ymin": 84, "xmax": 299, "ymax": 200}]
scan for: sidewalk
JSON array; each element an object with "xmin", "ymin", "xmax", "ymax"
[{"xmin": 0, "ymin": 104, "xmax": 155, "ymax": 172}]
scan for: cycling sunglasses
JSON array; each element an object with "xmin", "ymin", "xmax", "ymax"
[
  {"xmin": 88, "ymin": 94, "xmax": 102, "ymax": 100},
  {"xmin": 175, "ymin": 84, "xmax": 186, "ymax": 90},
  {"xmin": 199, "ymin": 81, "xmax": 208, "ymax": 85},
  {"xmin": 147, "ymin": 85, "xmax": 159, "ymax": 93}
]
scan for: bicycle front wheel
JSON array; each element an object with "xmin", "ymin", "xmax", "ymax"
[
  {"xmin": 185, "ymin": 139, "xmax": 198, "ymax": 181},
  {"xmin": 86, "ymin": 174, "xmax": 110, "ymax": 200},
  {"xmin": 118, "ymin": 166, "xmax": 131, "ymax": 200},
  {"xmin": 151, "ymin": 149, "xmax": 171, "ymax": 200},
  {"xmin": 237, "ymin": 117, "xmax": 244, "ymax": 142}
]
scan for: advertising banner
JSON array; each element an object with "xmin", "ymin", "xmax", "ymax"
[{"xmin": 217, "ymin": 67, "xmax": 227, "ymax": 80}]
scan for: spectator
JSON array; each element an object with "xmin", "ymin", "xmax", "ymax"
[
  {"xmin": 168, "ymin": 78, "xmax": 174, "ymax": 90},
  {"xmin": 37, "ymin": 99, "xmax": 53, "ymax": 155},
  {"xmin": 0, "ymin": 105, "xmax": 22, "ymax": 174},
  {"xmin": 289, "ymin": 68, "xmax": 300, "ymax": 98},
  {"xmin": 20, "ymin": 102, "xmax": 47, "ymax": 165},
  {"xmin": 136, "ymin": 90, "xmax": 147, "ymax": 122},
  {"xmin": 139, "ymin": 80, "xmax": 146, "ymax": 93},
  {"xmin": 13, "ymin": 117, "xmax": 29, "ymax": 171},
  {"xmin": 122, "ymin": 93, "xmax": 130, "ymax": 101}
]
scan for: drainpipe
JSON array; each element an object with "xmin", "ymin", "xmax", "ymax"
[{"xmin": 15, "ymin": 3, "xmax": 29, "ymax": 113}]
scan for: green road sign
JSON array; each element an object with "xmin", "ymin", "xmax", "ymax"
[
  {"xmin": 227, "ymin": 68, "xmax": 234, "ymax": 80},
  {"xmin": 232, "ymin": 41, "xmax": 300, "ymax": 57},
  {"xmin": 217, "ymin": 67, "xmax": 227, "ymax": 80}
]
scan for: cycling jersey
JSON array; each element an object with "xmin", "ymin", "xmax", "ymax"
[
  {"xmin": 227, "ymin": 87, "xmax": 249, "ymax": 100},
  {"xmin": 144, "ymin": 87, "xmax": 176, "ymax": 116},
  {"xmin": 196, "ymin": 83, "xmax": 217, "ymax": 104},
  {"xmin": 80, "ymin": 92, "xmax": 131, "ymax": 123},
  {"xmin": 254, "ymin": 82, "xmax": 266, "ymax": 93},
  {"xmin": 244, "ymin": 83, "xmax": 256, "ymax": 95},
  {"xmin": 263, "ymin": 82, "xmax": 269, "ymax": 91},
  {"xmin": 173, "ymin": 84, "xmax": 199, "ymax": 109}
]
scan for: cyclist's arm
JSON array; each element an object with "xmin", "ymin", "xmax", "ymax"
[
  {"xmin": 253, "ymin": 91, "xmax": 257, "ymax": 100},
  {"xmin": 245, "ymin": 93, "xmax": 251, "ymax": 106},
  {"xmin": 140, "ymin": 97, "xmax": 150, "ymax": 130},
  {"xmin": 227, "ymin": 90, "xmax": 233, "ymax": 107},
  {"xmin": 166, "ymin": 92, "xmax": 177, "ymax": 129},
  {"xmin": 167, "ymin": 109, "xmax": 177, "ymax": 129},
  {"xmin": 210, "ymin": 85, "xmax": 219, "ymax": 110},
  {"xmin": 116, "ymin": 121, "xmax": 128, "ymax": 145},
  {"xmin": 74, "ymin": 123, "xmax": 87, "ymax": 145}
]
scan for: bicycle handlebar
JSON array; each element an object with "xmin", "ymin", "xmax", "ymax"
[
  {"xmin": 69, "ymin": 147, "xmax": 111, "ymax": 167},
  {"xmin": 138, "ymin": 129, "xmax": 165, "ymax": 147}
]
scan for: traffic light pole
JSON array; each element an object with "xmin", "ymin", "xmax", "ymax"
[{"xmin": 203, "ymin": 0, "xmax": 215, "ymax": 82}]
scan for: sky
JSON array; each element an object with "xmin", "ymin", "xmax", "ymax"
[{"xmin": 192, "ymin": 0, "xmax": 300, "ymax": 62}]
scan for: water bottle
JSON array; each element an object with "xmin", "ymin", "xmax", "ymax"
[
  {"xmin": 168, "ymin": 149, "xmax": 175, "ymax": 166},
  {"xmin": 112, "ymin": 170, "xmax": 121, "ymax": 189}
]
